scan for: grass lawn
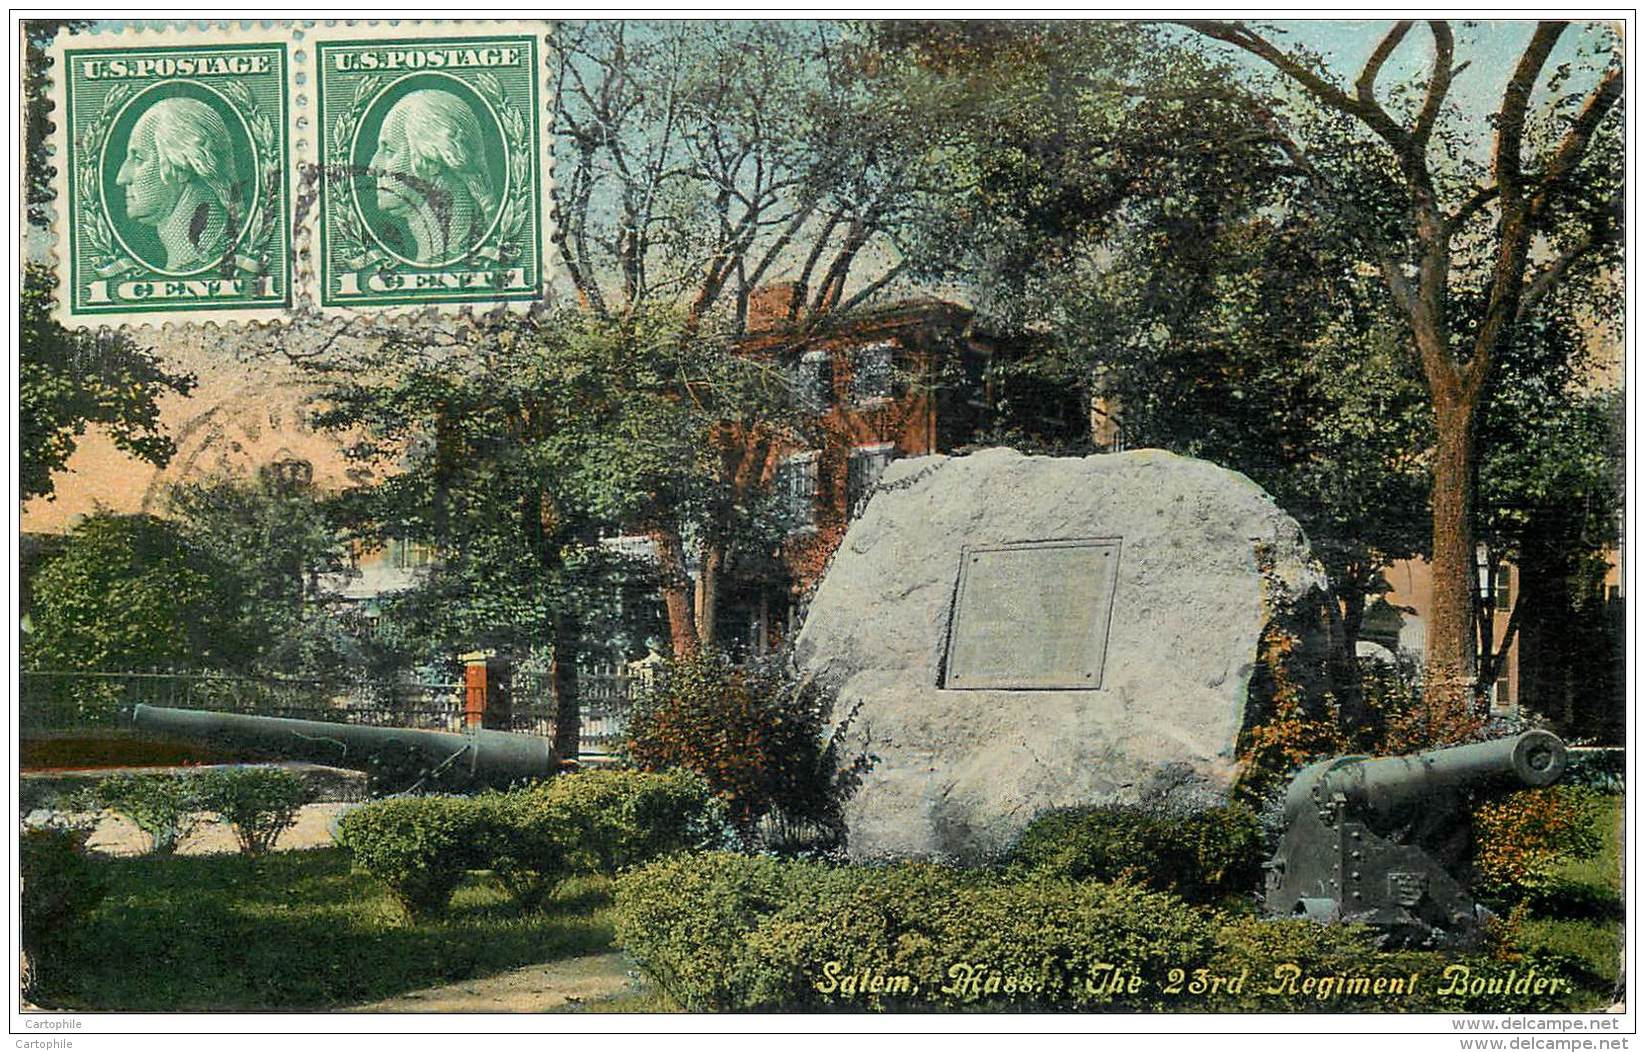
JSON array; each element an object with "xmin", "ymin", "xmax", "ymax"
[
  {"xmin": 35, "ymin": 848, "xmax": 618, "ymax": 1012},
  {"xmin": 1510, "ymin": 793, "xmax": 1626, "ymax": 1005}
]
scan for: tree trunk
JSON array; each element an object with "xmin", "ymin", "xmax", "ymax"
[
  {"xmin": 550, "ymin": 608, "xmax": 581, "ymax": 763},
  {"xmin": 696, "ymin": 541, "xmax": 723, "ymax": 651},
  {"xmin": 649, "ymin": 526, "xmax": 700, "ymax": 657},
  {"xmin": 1424, "ymin": 398, "xmax": 1480, "ymax": 713}
]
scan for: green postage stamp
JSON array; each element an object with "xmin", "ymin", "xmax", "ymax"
[
  {"xmin": 314, "ymin": 30, "xmax": 549, "ymax": 312},
  {"xmin": 48, "ymin": 23, "xmax": 552, "ymax": 324},
  {"xmin": 51, "ymin": 29, "xmax": 293, "ymax": 324}
]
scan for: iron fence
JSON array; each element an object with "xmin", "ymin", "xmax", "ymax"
[
  {"xmin": 507, "ymin": 663, "xmax": 635, "ymax": 755},
  {"xmin": 19, "ymin": 669, "xmax": 466, "ymax": 732}
]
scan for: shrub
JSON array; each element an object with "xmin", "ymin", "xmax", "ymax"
[
  {"xmin": 94, "ymin": 771, "xmax": 206, "ymax": 855},
  {"xmin": 613, "ymin": 852, "xmax": 840, "ymax": 1010},
  {"xmin": 336, "ymin": 771, "xmax": 729, "ymax": 916},
  {"xmin": 480, "ymin": 769, "xmax": 729, "ymax": 910},
  {"xmin": 537, "ymin": 768, "xmax": 733, "ymax": 876},
  {"xmin": 1205, "ymin": 915, "xmax": 1412, "ymax": 1012},
  {"xmin": 195, "ymin": 766, "xmax": 312, "ymax": 857},
  {"xmin": 334, "ymin": 795, "xmax": 489, "ymax": 919},
  {"xmin": 625, "ymin": 648, "xmax": 856, "ymax": 845},
  {"xmin": 1564, "ymin": 748, "xmax": 1624, "ymax": 793},
  {"xmin": 1008, "ymin": 799, "xmax": 1264, "ymax": 905},
  {"xmin": 614, "ymin": 852, "xmax": 1214, "ymax": 1012},
  {"xmin": 1473, "ymin": 786, "xmax": 1605, "ymax": 902},
  {"xmin": 470, "ymin": 790, "xmax": 568, "ymax": 912},
  {"xmin": 20, "ymin": 826, "xmax": 106, "ymax": 1001}
]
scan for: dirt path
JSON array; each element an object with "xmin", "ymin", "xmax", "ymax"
[
  {"xmin": 349, "ymin": 952, "xmax": 634, "ymax": 1013},
  {"xmin": 27, "ymin": 802, "xmax": 355, "ymax": 857}
]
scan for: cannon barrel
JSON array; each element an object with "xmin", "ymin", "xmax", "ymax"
[
  {"xmin": 1284, "ymin": 729, "xmax": 1566, "ymax": 827},
  {"xmin": 1266, "ymin": 731, "xmax": 1569, "ymax": 945},
  {"xmin": 131, "ymin": 704, "xmax": 557, "ymax": 789}
]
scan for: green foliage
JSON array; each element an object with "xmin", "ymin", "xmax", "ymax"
[
  {"xmin": 473, "ymin": 770, "xmax": 730, "ymax": 912},
  {"xmin": 313, "ymin": 308, "xmax": 784, "ymax": 667},
  {"xmin": 195, "ymin": 767, "xmax": 313, "ymax": 857},
  {"xmin": 467, "ymin": 791, "xmax": 571, "ymax": 913},
  {"xmin": 93, "ymin": 772, "xmax": 207, "ymax": 856},
  {"xmin": 20, "ymin": 825, "xmax": 106, "ymax": 1001},
  {"xmin": 1473, "ymin": 786, "xmax": 1606, "ymax": 904},
  {"xmin": 1008, "ymin": 800, "xmax": 1264, "ymax": 906},
  {"xmin": 614, "ymin": 852, "xmax": 1212, "ymax": 1011},
  {"xmin": 338, "ymin": 771, "xmax": 729, "ymax": 917},
  {"xmin": 616, "ymin": 849, "xmax": 1617, "ymax": 1014},
  {"xmin": 335, "ymin": 795, "xmax": 490, "ymax": 919},
  {"xmin": 528, "ymin": 768, "xmax": 734, "ymax": 876},
  {"xmin": 20, "ymin": 265, "xmax": 196, "ymax": 502},
  {"xmin": 625, "ymin": 649, "xmax": 854, "ymax": 845},
  {"xmin": 1563, "ymin": 748, "xmax": 1624, "ymax": 794},
  {"xmin": 166, "ymin": 473, "xmax": 357, "ymax": 678},
  {"xmin": 26, "ymin": 513, "xmax": 246, "ymax": 676}
]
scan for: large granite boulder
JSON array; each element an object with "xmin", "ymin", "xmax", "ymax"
[{"xmin": 794, "ymin": 447, "xmax": 1334, "ymax": 863}]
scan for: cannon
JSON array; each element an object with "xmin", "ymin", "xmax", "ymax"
[
  {"xmin": 1263, "ymin": 730, "xmax": 1567, "ymax": 947},
  {"xmin": 131, "ymin": 704, "xmax": 558, "ymax": 791}
]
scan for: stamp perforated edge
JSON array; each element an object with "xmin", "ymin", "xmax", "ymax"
[
  {"xmin": 45, "ymin": 21, "xmax": 303, "ymax": 330},
  {"xmin": 300, "ymin": 20, "xmax": 558, "ymax": 321}
]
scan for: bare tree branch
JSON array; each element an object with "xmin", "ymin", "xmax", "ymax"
[
  {"xmin": 1412, "ymin": 21, "xmax": 1456, "ymax": 147},
  {"xmin": 1356, "ymin": 21, "xmax": 1413, "ymax": 111}
]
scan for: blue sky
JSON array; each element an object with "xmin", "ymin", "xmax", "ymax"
[{"xmin": 1204, "ymin": 19, "xmax": 1618, "ymax": 125}]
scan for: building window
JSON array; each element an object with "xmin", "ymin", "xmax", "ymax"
[
  {"xmin": 1494, "ymin": 565, "xmax": 1511, "ymax": 611},
  {"xmin": 847, "ymin": 443, "xmax": 896, "ymax": 517},
  {"xmin": 796, "ymin": 350, "xmax": 833, "ymax": 411},
  {"xmin": 1495, "ymin": 677, "xmax": 1512, "ymax": 707},
  {"xmin": 391, "ymin": 537, "xmax": 434, "ymax": 570},
  {"xmin": 776, "ymin": 451, "xmax": 819, "ymax": 532},
  {"xmin": 851, "ymin": 342, "xmax": 896, "ymax": 403}
]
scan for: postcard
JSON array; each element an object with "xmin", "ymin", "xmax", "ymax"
[{"xmin": 11, "ymin": 15, "xmax": 1632, "ymax": 1040}]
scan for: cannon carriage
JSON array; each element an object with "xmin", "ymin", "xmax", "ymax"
[{"xmin": 1264, "ymin": 730, "xmax": 1567, "ymax": 947}]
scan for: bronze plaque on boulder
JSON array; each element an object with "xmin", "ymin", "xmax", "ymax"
[{"xmin": 942, "ymin": 537, "xmax": 1121, "ymax": 690}]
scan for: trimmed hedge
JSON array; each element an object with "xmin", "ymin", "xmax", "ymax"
[
  {"xmin": 1007, "ymin": 801, "xmax": 1264, "ymax": 905},
  {"xmin": 614, "ymin": 852, "xmax": 1209, "ymax": 1011},
  {"xmin": 336, "ymin": 769, "xmax": 731, "ymax": 918},
  {"xmin": 335, "ymin": 795, "xmax": 490, "ymax": 918},
  {"xmin": 93, "ymin": 772, "xmax": 207, "ymax": 855},
  {"xmin": 612, "ymin": 853, "xmax": 1599, "ymax": 1013}
]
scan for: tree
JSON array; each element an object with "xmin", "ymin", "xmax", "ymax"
[
  {"xmin": 166, "ymin": 470, "xmax": 356, "ymax": 678},
  {"xmin": 314, "ymin": 309, "xmax": 800, "ymax": 752},
  {"xmin": 548, "ymin": 21, "xmax": 966, "ymax": 651},
  {"xmin": 20, "ymin": 265, "xmax": 196, "ymax": 503},
  {"xmin": 1051, "ymin": 212, "xmax": 1432, "ymax": 689},
  {"xmin": 550, "ymin": 20, "xmax": 940, "ymax": 332},
  {"xmin": 877, "ymin": 22, "xmax": 1432, "ymax": 690},
  {"xmin": 25, "ymin": 513, "xmax": 246, "ymax": 672},
  {"xmin": 1473, "ymin": 268, "xmax": 1623, "ymax": 735},
  {"xmin": 1183, "ymin": 19, "xmax": 1624, "ymax": 709}
]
